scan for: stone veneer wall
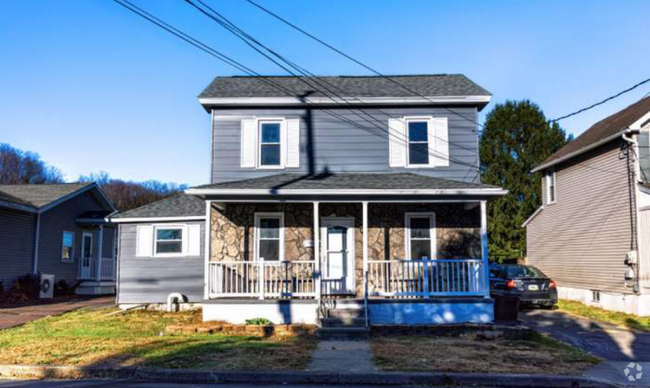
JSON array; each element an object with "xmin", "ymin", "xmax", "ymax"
[{"xmin": 211, "ymin": 202, "xmax": 481, "ymax": 297}]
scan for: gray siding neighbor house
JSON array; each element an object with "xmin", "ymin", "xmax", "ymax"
[
  {"xmin": 0, "ymin": 182, "xmax": 118, "ymax": 295},
  {"xmin": 525, "ymin": 96, "xmax": 650, "ymax": 316},
  {"xmin": 111, "ymin": 74, "xmax": 508, "ymax": 326}
]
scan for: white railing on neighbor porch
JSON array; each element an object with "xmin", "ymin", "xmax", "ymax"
[
  {"xmin": 208, "ymin": 260, "xmax": 316, "ymax": 299},
  {"xmin": 100, "ymin": 257, "xmax": 116, "ymax": 280},
  {"xmin": 367, "ymin": 259, "xmax": 487, "ymax": 297}
]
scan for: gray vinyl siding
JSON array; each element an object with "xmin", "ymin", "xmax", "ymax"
[
  {"xmin": 527, "ymin": 141, "xmax": 634, "ymax": 293},
  {"xmin": 211, "ymin": 107, "xmax": 480, "ymax": 184},
  {"xmin": 117, "ymin": 222, "xmax": 204, "ymax": 304},
  {"xmin": 0, "ymin": 208, "xmax": 36, "ymax": 288},
  {"xmin": 37, "ymin": 191, "xmax": 109, "ymax": 284}
]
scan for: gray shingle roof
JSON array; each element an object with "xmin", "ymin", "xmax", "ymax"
[
  {"xmin": 199, "ymin": 74, "xmax": 491, "ymax": 99},
  {"xmin": 0, "ymin": 182, "xmax": 93, "ymax": 209},
  {"xmin": 192, "ymin": 173, "xmax": 498, "ymax": 191},
  {"xmin": 111, "ymin": 194, "xmax": 206, "ymax": 219}
]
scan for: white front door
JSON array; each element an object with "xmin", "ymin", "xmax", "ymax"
[
  {"xmin": 80, "ymin": 231, "xmax": 93, "ymax": 279},
  {"xmin": 321, "ymin": 218, "xmax": 356, "ymax": 295}
]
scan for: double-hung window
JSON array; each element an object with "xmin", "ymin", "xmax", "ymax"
[
  {"xmin": 407, "ymin": 119, "xmax": 430, "ymax": 166},
  {"xmin": 259, "ymin": 121, "xmax": 282, "ymax": 167},
  {"xmin": 61, "ymin": 231, "xmax": 75, "ymax": 262},
  {"xmin": 546, "ymin": 169, "xmax": 556, "ymax": 204},
  {"xmin": 255, "ymin": 213, "xmax": 284, "ymax": 261},
  {"xmin": 405, "ymin": 213, "xmax": 435, "ymax": 260},
  {"xmin": 154, "ymin": 227, "xmax": 183, "ymax": 256}
]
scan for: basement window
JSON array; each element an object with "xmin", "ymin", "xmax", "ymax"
[{"xmin": 591, "ymin": 290, "xmax": 601, "ymax": 303}]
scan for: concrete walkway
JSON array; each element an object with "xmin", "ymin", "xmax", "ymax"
[
  {"xmin": 0, "ymin": 296, "xmax": 114, "ymax": 329},
  {"xmin": 307, "ymin": 340, "xmax": 376, "ymax": 373}
]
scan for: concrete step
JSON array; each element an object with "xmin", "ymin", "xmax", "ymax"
[
  {"xmin": 321, "ymin": 317, "xmax": 366, "ymax": 327},
  {"xmin": 327, "ymin": 309, "xmax": 365, "ymax": 319},
  {"xmin": 316, "ymin": 327, "xmax": 370, "ymax": 341}
]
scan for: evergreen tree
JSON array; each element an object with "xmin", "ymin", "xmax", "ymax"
[{"xmin": 480, "ymin": 100, "xmax": 570, "ymax": 262}]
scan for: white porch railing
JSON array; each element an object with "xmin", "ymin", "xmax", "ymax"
[
  {"xmin": 367, "ymin": 259, "xmax": 487, "ymax": 297},
  {"xmin": 208, "ymin": 260, "xmax": 316, "ymax": 299},
  {"xmin": 100, "ymin": 257, "xmax": 116, "ymax": 280}
]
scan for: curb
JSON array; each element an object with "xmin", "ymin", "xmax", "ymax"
[{"xmin": 0, "ymin": 364, "xmax": 621, "ymax": 387}]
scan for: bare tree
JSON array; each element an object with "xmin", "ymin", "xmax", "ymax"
[
  {"xmin": 79, "ymin": 172, "xmax": 186, "ymax": 212},
  {"xmin": 0, "ymin": 143, "xmax": 64, "ymax": 184}
]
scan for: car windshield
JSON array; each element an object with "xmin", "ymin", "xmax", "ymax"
[{"xmin": 504, "ymin": 265, "xmax": 546, "ymax": 279}]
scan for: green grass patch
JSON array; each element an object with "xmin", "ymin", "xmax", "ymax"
[
  {"xmin": 0, "ymin": 308, "xmax": 316, "ymax": 370},
  {"xmin": 559, "ymin": 300, "xmax": 650, "ymax": 332}
]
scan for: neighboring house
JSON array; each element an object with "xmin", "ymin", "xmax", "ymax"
[
  {"xmin": 0, "ymin": 182, "xmax": 118, "ymax": 295},
  {"xmin": 111, "ymin": 74, "xmax": 507, "ymax": 325},
  {"xmin": 525, "ymin": 96, "xmax": 650, "ymax": 316}
]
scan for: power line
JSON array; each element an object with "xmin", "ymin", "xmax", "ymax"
[
  {"xmin": 181, "ymin": 0, "xmax": 481, "ymax": 170},
  {"xmin": 110, "ymin": 0, "xmax": 481, "ymax": 172},
  {"xmin": 551, "ymin": 78, "xmax": 650, "ymax": 122},
  {"xmin": 242, "ymin": 0, "xmax": 485, "ymax": 130}
]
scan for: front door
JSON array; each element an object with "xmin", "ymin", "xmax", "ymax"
[
  {"xmin": 80, "ymin": 231, "xmax": 93, "ymax": 279},
  {"xmin": 321, "ymin": 218, "xmax": 356, "ymax": 295}
]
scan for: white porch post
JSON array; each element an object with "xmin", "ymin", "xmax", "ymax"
[
  {"xmin": 480, "ymin": 200, "xmax": 490, "ymax": 297},
  {"xmin": 313, "ymin": 201, "xmax": 321, "ymax": 300},
  {"xmin": 204, "ymin": 200, "xmax": 212, "ymax": 300},
  {"xmin": 96, "ymin": 225, "xmax": 104, "ymax": 281},
  {"xmin": 362, "ymin": 201, "xmax": 369, "ymax": 326}
]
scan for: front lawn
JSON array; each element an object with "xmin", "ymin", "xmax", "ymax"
[
  {"xmin": 0, "ymin": 308, "xmax": 316, "ymax": 370},
  {"xmin": 559, "ymin": 300, "xmax": 650, "ymax": 332},
  {"xmin": 371, "ymin": 332, "xmax": 599, "ymax": 375}
]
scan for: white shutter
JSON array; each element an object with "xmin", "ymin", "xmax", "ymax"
[
  {"xmin": 388, "ymin": 118, "xmax": 406, "ymax": 167},
  {"xmin": 432, "ymin": 117, "xmax": 449, "ymax": 167},
  {"xmin": 285, "ymin": 119, "xmax": 300, "ymax": 168},
  {"xmin": 136, "ymin": 225, "xmax": 153, "ymax": 257},
  {"xmin": 187, "ymin": 224, "xmax": 201, "ymax": 256},
  {"xmin": 240, "ymin": 119, "xmax": 257, "ymax": 168}
]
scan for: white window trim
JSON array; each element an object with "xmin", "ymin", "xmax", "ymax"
[
  {"xmin": 404, "ymin": 116, "xmax": 434, "ymax": 168},
  {"xmin": 254, "ymin": 212, "xmax": 285, "ymax": 261},
  {"xmin": 546, "ymin": 169, "xmax": 557, "ymax": 205},
  {"xmin": 153, "ymin": 224, "xmax": 188, "ymax": 258},
  {"xmin": 61, "ymin": 230, "xmax": 75, "ymax": 263},
  {"xmin": 257, "ymin": 118, "xmax": 285, "ymax": 170},
  {"xmin": 404, "ymin": 212, "xmax": 437, "ymax": 260}
]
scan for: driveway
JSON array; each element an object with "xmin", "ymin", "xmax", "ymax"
[
  {"xmin": 0, "ymin": 296, "xmax": 114, "ymax": 330},
  {"xmin": 521, "ymin": 308, "xmax": 650, "ymax": 387}
]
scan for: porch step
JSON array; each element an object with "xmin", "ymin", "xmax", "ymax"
[
  {"xmin": 316, "ymin": 327, "xmax": 370, "ymax": 340},
  {"xmin": 321, "ymin": 317, "xmax": 366, "ymax": 327},
  {"xmin": 327, "ymin": 308, "xmax": 364, "ymax": 319}
]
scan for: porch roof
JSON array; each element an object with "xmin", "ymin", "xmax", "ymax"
[{"xmin": 186, "ymin": 173, "xmax": 507, "ymax": 200}]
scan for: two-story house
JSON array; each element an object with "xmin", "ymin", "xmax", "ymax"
[
  {"xmin": 525, "ymin": 96, "xmax": 650, "ymax": 316},
  {"xmin": 110, "ymin": 75, "xmax": 507, "ymax": 327}
]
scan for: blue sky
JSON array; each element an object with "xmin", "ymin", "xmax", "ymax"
[{"xmin": 1, "ymin": 0, "xmax": 649, "ymax": 186}]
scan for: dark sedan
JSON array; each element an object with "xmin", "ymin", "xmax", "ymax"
[{"xmin": 489, "ymin": 264, "xmax": 558, "ymax": 308}]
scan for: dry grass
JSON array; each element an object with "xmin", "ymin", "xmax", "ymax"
[
  {"xmin": 0, "ymin": 307, "xmax": 316, "ymax": 371},
  {"xmin": 559, "ymin": 300, "xmax": 650, "ymax": 332},
  {"xmin": 371, "ymin": 333, "xmax": 599, "ymax": 375}
]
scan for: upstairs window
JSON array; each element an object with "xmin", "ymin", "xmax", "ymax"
[
  {"xmin": 407, "ymin": 120, "xmax": 430, "ymax": 166},
  {"xmin": 255, "ymin": 213, "xmax": 284, "ymax": 261},
  {"xmin": 546, "ymin": 169, "xmax": 556, "ymax": 204},
  {"xmin": 405, "ymin": 213, "xmax": 436, "ymax": 260},
  {"xmin": 259, "ymin": 121, "xmax": 282, "ymax": 167}
]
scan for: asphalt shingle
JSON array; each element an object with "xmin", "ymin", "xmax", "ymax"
[
  {"xmin": 0, "ymin": 182, "xmax": 93, "ymax": 209},
  {"xmin": 199, "ymin": 74, "xmax": 491, "ymax": 99},
  {"xmin": 111, "ymin": 194, "xmax": 206, "ymax": 219}
]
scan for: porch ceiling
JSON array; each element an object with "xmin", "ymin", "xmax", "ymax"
[{"xmin": 187, "ymin": 173, "xmax": 507, "ymax": 201}]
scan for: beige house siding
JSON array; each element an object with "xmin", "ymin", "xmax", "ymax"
[
  {"xmin": 210, "ymin": 203, "xmax": 481, "ymax": 297},
  {"xmin": 527, "ymin": 141, "xmax": 635, "ymax": 293}
]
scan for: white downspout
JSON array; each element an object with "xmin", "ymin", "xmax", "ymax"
[{"xmin": 32, "ymin": 213, "xmax": 41, "ymax": 275}]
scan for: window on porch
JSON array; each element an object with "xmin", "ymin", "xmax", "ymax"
[
  {"xmin": 405, "ymin": 213, "xmax": 435, "ymax": 260},
  {"xmin": 254, "ymin": 213, "xmax": 284, "ymax": 261}
]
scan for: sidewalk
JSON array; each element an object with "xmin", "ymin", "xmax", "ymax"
[{"xmin": 0, "ymin": 296, "xmax": 114, "ymax": 329}]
